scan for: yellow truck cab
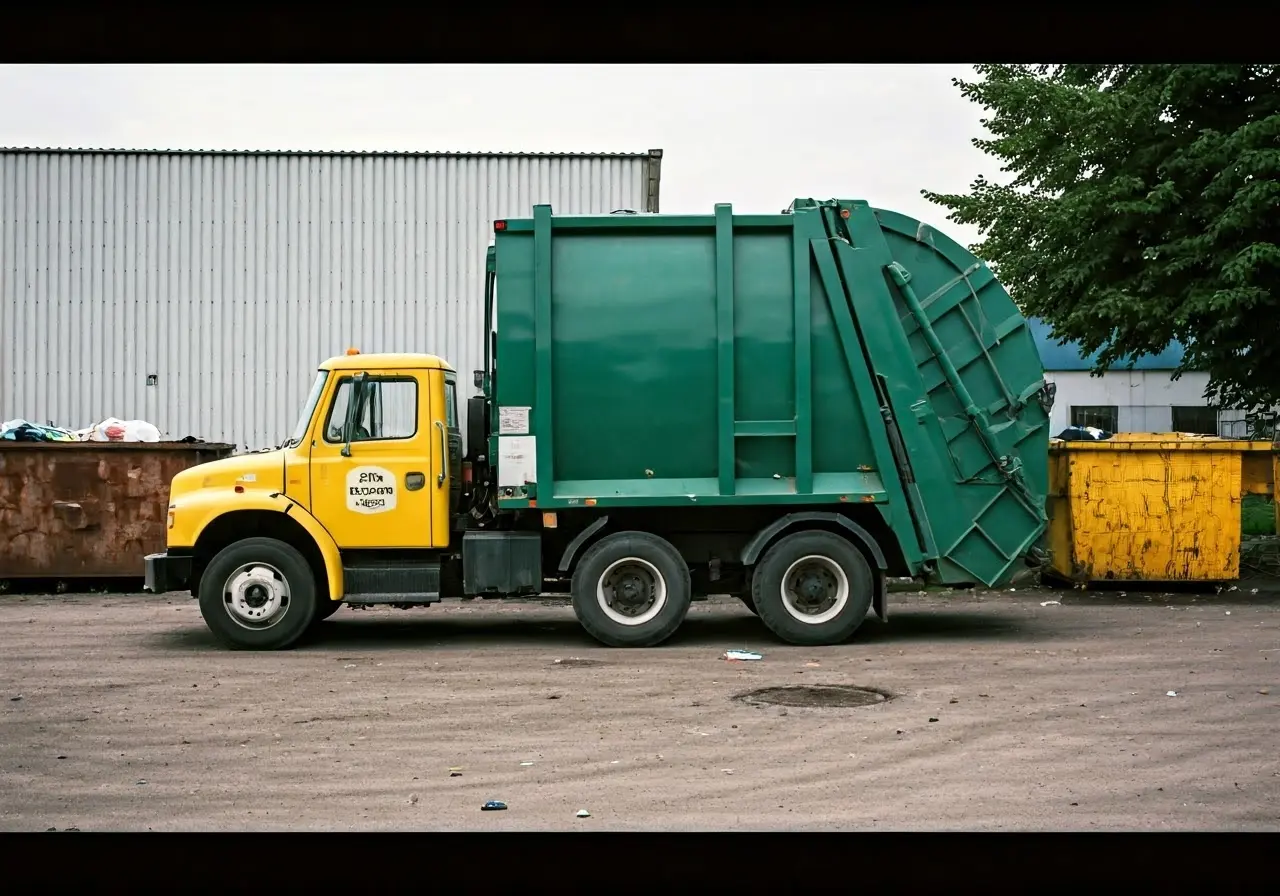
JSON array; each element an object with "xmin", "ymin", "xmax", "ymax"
[{"xmin": 146, "ymin": 349, "xmax": 463, "ymax": 649}]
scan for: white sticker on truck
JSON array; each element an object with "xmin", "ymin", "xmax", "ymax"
[
  {"xmin": 346, "ymin": 465, "xmax": 398, "ymax": 514},
  {"xmin": 498, "ymin": 436, "xmax": 537, "ymax": 488},
  {"xmin": 498, "ymin": 406, "xmax": 531, "ymax": 435}
]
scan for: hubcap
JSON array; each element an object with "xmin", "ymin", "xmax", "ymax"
[
  {"xmin": 597, "ymin": 557, "xmax": 668, "ymax": 627},
  {"xmin": 780, "ymin": 555, "xmax": 850, "ymax": 625},
  {"xmin": 223, "ymin": 562, "xmax": 291, "ymax": 630}
]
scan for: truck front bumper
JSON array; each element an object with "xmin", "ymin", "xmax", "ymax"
[{"xmin": 144, "ymin": 552, "xmax": 193, "ymax": 594}]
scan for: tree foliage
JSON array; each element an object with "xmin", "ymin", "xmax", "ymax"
[{"xmin": 923, "ymin": 64, "xmax": 1280, "ymax": 412}]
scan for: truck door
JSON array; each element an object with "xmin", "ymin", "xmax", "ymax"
[
  {"xmin": 422, "ymin": 368, "xmax": 460, "ymax": 548},
  {"xmin": 443, "ymin": 372, "xmax": 463, "ymax": 519},
  {"xmin": 309, "ymin": 369, "xmax": 437, "ymax": 550}
]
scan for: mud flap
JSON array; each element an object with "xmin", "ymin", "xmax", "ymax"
[{"xmin": 872, "ymin": 573, "xmax": 888, "ymax": 622}]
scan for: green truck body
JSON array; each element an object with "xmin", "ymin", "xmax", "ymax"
[{"xmin": 487, "ymin": 199, "xmax": 1051, "ymax": 593}]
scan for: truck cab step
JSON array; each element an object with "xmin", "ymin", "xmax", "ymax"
[
  {"xmin": 343, "ymin": 592, "xmax": 441, "ymax": 605},
  {"xmin": 342, "ymin": 562, "xmax": 441, "ymax": 603}
]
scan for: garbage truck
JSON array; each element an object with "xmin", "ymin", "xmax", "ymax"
[{"xmin": 143, "ymin": 198, "xmax": 1054, "ymax": 651}]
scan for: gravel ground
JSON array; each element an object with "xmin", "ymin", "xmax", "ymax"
[{"xmin": 1, "ymin": 588, "xmax": 1278, "ymax": 831}]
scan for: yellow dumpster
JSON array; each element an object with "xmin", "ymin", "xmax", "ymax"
[
  {"xmin": 1240, "ymin": 442, "xmax": 1275, "ymax": 496},
  {"xmin": 1046, "ymin": 435, "xmax": 1269, "ymax": 584}
]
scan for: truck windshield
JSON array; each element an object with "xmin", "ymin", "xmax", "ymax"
[{"xmin": 286, "ymin": 371, "xmax": 328, "ymax": 447}]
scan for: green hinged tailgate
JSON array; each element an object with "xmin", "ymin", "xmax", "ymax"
[{"xmin": 799, "ymin": 199, "xmax": 1051, "ymax": 587}]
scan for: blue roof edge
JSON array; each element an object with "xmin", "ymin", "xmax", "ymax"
[{"xmin": 1028, "ymin": 317, "xmax": 1188, "ymax": 372}]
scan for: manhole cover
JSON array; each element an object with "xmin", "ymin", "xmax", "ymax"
[
  {"xmin": 735, "ymin": 685, "xmax": 890, "ymax": 708},
  {"xmin": 552, "ymin": 658, "xmax": 605, "ymax": 667}
]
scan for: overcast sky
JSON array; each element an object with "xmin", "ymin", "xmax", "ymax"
[{"xmin": 0, "ymin": 64, "xmax": 992, "ymax": 248}]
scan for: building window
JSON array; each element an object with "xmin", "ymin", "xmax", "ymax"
[
  {"xmin": 1171, "ymin": 406, "xmax": 1218, "ymax": 436},
  {"xmin": 1070, "ymin": 405, "xmax": 1118, "ymax": 432}
]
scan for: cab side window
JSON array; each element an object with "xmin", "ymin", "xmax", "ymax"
[
  {"xmin": 444, "ymin": 380, "xmax": 458, "ymax": 429},
  {"xmin": 324, "ymin": 377, "xmax": 419, "ymax": 443}
]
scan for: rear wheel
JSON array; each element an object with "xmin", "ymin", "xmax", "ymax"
[
  {"xmin": 198, "ymin": 537, "xmax": 317, "ymax": 650},
  {"xmin": 571, "ymin": 531, "xmax": 692, "ymax": 648},
  {"xmin": 751, "ymin": 530, "xmax": 874, "ymax": 646}
]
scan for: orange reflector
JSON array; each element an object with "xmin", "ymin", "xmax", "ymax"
[
  {"xmin": 838, "ymin": 495, "xmax": 848, "ymax": 502},
  {"xmin": 494, "ymin": 220, "xmax": 507, "ymax": 231},
  {"xmin": 346, "ymin": 347, "xmax": 360, "ymax": 355},
  {"xmin": 234, "ymin": 485, "xmax": 244, "ymax": 494},
  {"xmin": 861, "ymin": 495, "xmax": 876, "ymax": 502},
  {"xmin": 462, "ymin": 462, "xmax": 473, "ymax": 484},
  {"xmin": 840, "ymin": 208, "xmax": 851, "ymax": 219},
  {"xmin": 584, "ymin": 498, "xmax": 597, "ymax": 507},
  {"xmin": 542, "ymin": 512, "xmax": 558, "ymax": 529},
  {"xmin": 528, "ymin": 500, "xmax": 537, "ymax": 508}
]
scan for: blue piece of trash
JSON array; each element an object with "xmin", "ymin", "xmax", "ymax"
[{"xmin": 482, "ymin": 800, "xmax": 508, "ymax": 811}]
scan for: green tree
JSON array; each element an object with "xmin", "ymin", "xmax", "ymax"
[{"xmin": 923, "ymin": 64, "xmax": 1280, "ymax": 413}]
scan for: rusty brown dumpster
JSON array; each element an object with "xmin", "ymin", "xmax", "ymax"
[{"xmin": 0, "ymin": 441, "xmax": 236, "ymax": 580}]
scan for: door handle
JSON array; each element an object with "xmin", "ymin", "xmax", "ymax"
[
  {"xmin": 405, "ymin": 472, "xmax": 426, "ymax": 491},
  {"xmin": 435, "ymin": 421, "xmax": 447, "ymax": 487}
]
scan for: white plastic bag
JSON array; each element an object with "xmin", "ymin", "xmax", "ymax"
[
  {"xmin": 89, "ymin": 417, "xmax": 162, "ymax": 442},
  {"xmin": 91, "ymin": 418, "xmax": 126, "ymax": 441},
  {"xmin": 122, "ymin": 420, "xmax": 161, "ymax": 442}
]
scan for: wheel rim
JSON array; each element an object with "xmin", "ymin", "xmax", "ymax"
[
  {"xmin": 597, "ymin": 557, "xmax": 667, "ymax": 626},
  {"xmin": 223, "ymin": 562, "xmax": 292, "ymax": 630},
  {"xmin": 780, "ymin": 554, "xmax": 849, "ymax": 625}
]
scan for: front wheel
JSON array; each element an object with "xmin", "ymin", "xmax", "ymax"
[
  {"xmin": 198, "ymin": 537, "xmax": 318, "ymax": 650},
  {"xmin": 751, "ymin": 530, "xmax": 874, "ymax": 646},
  {"xmin": 312, "ymin": 599, "xmax": 344, "ymax": 624},
  {"xmin": 571, "ymin": 531, "xmax": 692, "ymax": 648}
]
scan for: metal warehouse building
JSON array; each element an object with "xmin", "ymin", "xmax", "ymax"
[{"xmin": 0, "ymin": 147, "xmax": 663, "ymax": 449}]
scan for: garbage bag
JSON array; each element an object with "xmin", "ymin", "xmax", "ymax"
[
  {"xmin": 88, "ymin": 418, "xmax": 162, "ymax": 442},
  {"xmin": 0, "ymin": 419, "xmax": 79, "ymax": 442},
  {"xmin": 1055, "ymin": 425, "xmax": 1114, "ymax": 442}
]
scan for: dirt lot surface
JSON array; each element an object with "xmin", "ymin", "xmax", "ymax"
[{"xmin": 2, "ymin": 588, "xmax": 1278, "ymax": 831}]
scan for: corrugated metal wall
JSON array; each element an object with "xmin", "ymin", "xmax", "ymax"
[{"xmin": 1, "ymin": 149, "xmax": 661, "ymax": 450}]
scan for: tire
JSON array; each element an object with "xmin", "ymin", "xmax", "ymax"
[
  {"xmin": 312, "ymin": 599, "xmax": 344, "ymax": 624},
  {"xmin": 198, "ymin": 537, "xmax": 318, "ymax": 650},
  {"xmin": 751, "ymin": 530, "xmax": 875, "ymax": 646},
  {"xmin": 737, "ymin": 591, "xmax": 759, "ymax": 616},
  {"xmin": 570, "ymin": 531, "xmax": 692, "ymax": 648}
]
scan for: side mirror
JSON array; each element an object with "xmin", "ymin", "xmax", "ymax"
[
  {"xmin": 340, "ymin": 372, "xmax": 367, "ymax": 458},
  {"xmin": 473, "ymin": 370, "xmax": 484, "ymax": 389},
  {"xmin": 467, "ymin": 395, "xmax": 488, "ymax": 462}
]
